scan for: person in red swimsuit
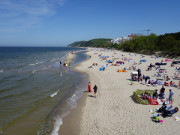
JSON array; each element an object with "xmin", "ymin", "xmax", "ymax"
[{"xmin": 88, "ymin": 82, "xmax": 92, "ymax": 92}]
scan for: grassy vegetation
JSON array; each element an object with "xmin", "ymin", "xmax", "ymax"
[
  {"xmin": 67, "ymin": 38, "xmax": 112, "ymax": 48},
  {"xmin": 68, "ymin": 32, "xmax": 180, "ymax": 56}
]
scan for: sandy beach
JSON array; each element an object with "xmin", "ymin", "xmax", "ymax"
[{"xmin": 60, "ymin": 48, "xmax": 180, "ymax": 135}]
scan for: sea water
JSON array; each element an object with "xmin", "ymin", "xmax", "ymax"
[{"xmin": 0, "ymin": 47, "xmax": 89, "ymax": 135}]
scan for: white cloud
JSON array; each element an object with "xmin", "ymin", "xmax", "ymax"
[{"xmin": 0, "ymin": 0, "xmax": 66, "ymax": 32}]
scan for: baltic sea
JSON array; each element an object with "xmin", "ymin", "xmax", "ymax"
[{"xmin": 0, "ymin": 47, "xmax": 88, "ymax": 135}]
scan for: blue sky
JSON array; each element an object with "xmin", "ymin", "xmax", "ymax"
[{"xmin": 0, "ymin": 0, "xmax": 179, "ymax": 46}]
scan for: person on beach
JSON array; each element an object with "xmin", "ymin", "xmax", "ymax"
[
  {"xmin": 153, "ymin": 89, "xmax": 158, "ymax": 99},
  {"xmin": 170, "ymin": 81, "xmax": 177, "ymax": 87},
  {"xmin": 170, "ymin": 81, "xmax": 173, "ymax": 87},
  {"xmin": 93, "ymin": 85, "xmax": 98, "ymax": 97},
  {"xmin": 163, "ymin": 107, "xmax": 179, "ymax": 117},
  {"xmin": 159, "ymin": 85, "xmax": 165, "ymax": 99},
  {"xmin": 169, "ymin": 89, "xmax": 173, "ymax": 104},
  {"xmin": 154, "ymin": 114, "xmax": 160, "ymax": 123},
  {"xmin": 157, "ymin": 102, "xmax": 167, "ymax": 113},
  {"xmin": 140, "ymin": 74, "xmax": 143, "ymax": 82},
  {"xmin": 137, "ymin": 69, "xmax": 141, "ymax": 82},
  {"xmin": 88, "ymin": 82, "xmax": 92, "ymax": 92},
  {"xmin": 60, "ymin": 60, "xmax": 62, "ymax": 66}
]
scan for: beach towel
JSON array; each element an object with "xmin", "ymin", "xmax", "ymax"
[
  {"xmin": 165, "ymin": 59, "xmax": 173, "ymax": 62},
  {"xmin": 106, "ymin": 60, "xmax": 112, "ymax": 63},
  {"xmin": 140, "ymin": 59, "xmax": 147, "ymax": 62},
  {"xmin": 128, "ymin": 59, "xmax": 134, "ymax": 62},
  {"xmin": 116, "ymin": 61, "xmax": 124, "ymax": 64},
  {"xmin": 157, "ymin": 81, "xmax": 163, "ymax": 85},
  {"xmin": 150, "ymin": 99, "xmax": 159, "ymax": 105},
  {"xmin": 155, "ymin": 63, "xmax": 167, "ymax": 66},
  {"xmin": 117, "ymin": 69, "xmax": 122, "ymax": 72}
]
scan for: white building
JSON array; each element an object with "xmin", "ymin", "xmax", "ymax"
[{"xmin": 111, "ymin": 36, "xmax": 131, "ymax": 45}]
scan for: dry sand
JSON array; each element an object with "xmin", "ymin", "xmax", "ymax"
[{"xmin": 71, "ymin": 48, "xmax": 180, "ymax": 135}]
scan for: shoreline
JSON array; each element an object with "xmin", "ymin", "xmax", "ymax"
[
  {"xmin": 58, "ymin": 49, "xmax": 90, "ymax": 135},
  {"xmin": 58, "ymin": 86, "xmax": 88, "ymax": 135}
]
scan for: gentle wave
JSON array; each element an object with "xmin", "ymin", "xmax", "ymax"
[
  {"xmin": 51, "ymin": 116, "xmax": 63, "ymax": 135},
  {"xmin": 59, "ymin": 72, "xmax": 63, "ymax": 77},
  {"xmin": 32, "ymin": 70, "xmax": 38, "ymax": 74},
  {"xmin": 50, "ymin": 58, "xmax": 60, "ymax": 62},
  {"xmin": 29, "ymin": 61, "xmax": 43, "ymax": 66},
  {"xmin": 36, "ymin": 62, "xmax": 43, "ymax": 64},
  {"xmin": 50, "ymin": 91, "xmax": 83, "ymax": 134},
  {"xmin": 50, "ymin": 90, "xmax": 59, "ymax": 98},
  {"xmin": 0, "ymin": 69, "xmax": 3, "ymax": 73},
  {"xmin": 29, "ymin": 64, "xmax": 35, "ymax": 66},
  {"xmin": 66, "ymin": 94, "xmax": 78, "ymax": 109}
]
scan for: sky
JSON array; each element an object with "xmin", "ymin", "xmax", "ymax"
[{"xmin": 0, "ymin": 0, "xmax": 180, "ymax": 47}]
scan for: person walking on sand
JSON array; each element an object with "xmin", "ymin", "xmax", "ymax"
[
  {"xmin": 88, "ymin": 82, "xmax": 92, "ymax": 92},
  {"xmin": 93, "ymin": 85, "xmax": 98, "ymax": 97}
]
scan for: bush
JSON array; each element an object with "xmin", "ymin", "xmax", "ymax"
[{"xmin": 132, "ymin": 89, "xmax": 155, "ymax": 105}]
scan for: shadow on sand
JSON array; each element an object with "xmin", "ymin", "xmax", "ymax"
[
  {"xmin": 84, "ymin": 91, "xmax": 89, "ymax": 93},
  {"xmin": 88, "ymin": 95, "xmax": 96, "ymax": 98}
]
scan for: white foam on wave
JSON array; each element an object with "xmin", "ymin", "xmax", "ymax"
[
  {"xmin": 50, "ymin": 90, "xmax": 59, "ymax": 98},
  {"xmin": 50, "ymin": 92, "xmax": 82, "ymax": 135},
  {"xmin": 50, "ymin": 80, "xmax": 87, "ymax": 135},
  {"xmin": 29, "ymin": 63, "xmax": 36, "ymax": 66},
  {"xmin": 60, "ymin": 72, "xmax": 63, "ymax": 76},
  {"xmin": 29, "ymin": 61, "xmax": 43, "ymax": 66},
  {"xmin": 36, "ymin": 62, "xmax": 43, "ymax": 65},
  {"xmin": 51, "ymin": 116, "xmax": 63, "ymax": 135},
  {"xmin": 66, "ymin": 94, "xmax": 78, "ymax": 109},
  {"xmin": 32, "ymin": 70, "xmax": 37, "ymax": 74},
  {"xmin": 0, "ymin": 69, "xmax": 3, "ymax": 73}
]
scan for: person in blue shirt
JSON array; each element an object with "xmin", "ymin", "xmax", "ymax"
[{"xmin": 169, "ymin": 89, "xmax": 173, "ymax": 104}]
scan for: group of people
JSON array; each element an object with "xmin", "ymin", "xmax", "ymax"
[
  {"xmin": 129, "ymin": 58, "xmax": 179, "ymax": 123},
  {"xmin": 141, "ymin": 91, "xmax": 151, "ymax": 100},
  {"xmin": 164, "ymin": 81, "xmax": 177, "ymax": 87},
  {"xmin": 92, "ymin": 63, "xmax": 98, "ymax": 66},
  {"xmin": 141, "ymin": 86, "xmax": 174, "ymax": 104},
  {"xmin": 153, "ymin": 105, "xmax": 179, "ymax": 123},
  {"xmin": 59, "ymin": 60, "xmax": 71, "ymax": 67},
  {"xmin": 152, "ymin": 86, "xmax": 174, "ymax": 104},
  {"xmin": 88, "ymin": 82, "xmax": 98, "ymax": 98}
]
